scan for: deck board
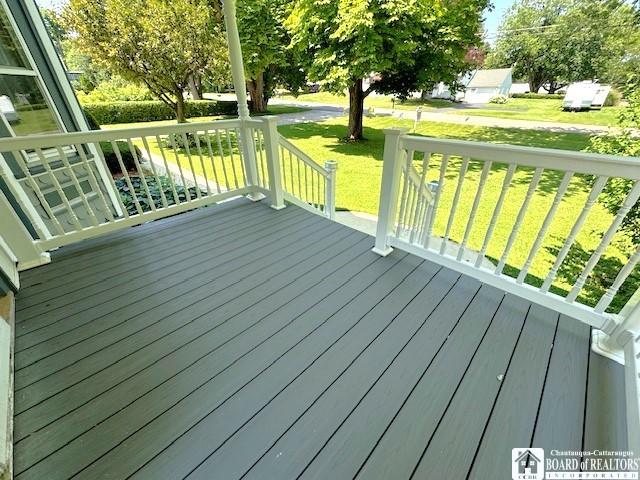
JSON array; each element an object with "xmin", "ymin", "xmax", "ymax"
[{"xmin": 12, "ymin": 198, "xmax": 627, "ymax": 480}]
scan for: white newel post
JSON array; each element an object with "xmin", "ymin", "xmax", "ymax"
[
  {"xmin": 261, "ymin": 116, "xmax": 285, "ymax": 210},
  {"xmin": 221, "ymin": 0, "xmax": 263, "ymax": 201},
  {"xmin": 0, "ymin": 189, "xmax": 49, "ymax": 270},
  {"xmin": 324, "ymin": 160, "xmax": 338, "ymax": 220},
  {"xmin": 591, "ymin": 288, "xmax": 640, "ymax": 364},
  {"xmin": 373, "ymin": 128, "xmax": 408, "ymax": 256}
]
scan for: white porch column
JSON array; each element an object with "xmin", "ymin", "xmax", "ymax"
[
  {"xmin": 222, "ymin": 0, "xmax": 263, "ymax": 200},
  {"xmin": 222, "ymin": 0, "xmax": 250, "ymax": 121}
]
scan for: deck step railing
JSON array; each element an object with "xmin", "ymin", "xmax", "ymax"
[
  {"xmin": 0, "ymin": 117, "xmax": 337, "ymax": 258},
  {"xmin": 277, "ymin": 135, "xmax": 337, "ymax": 219},
  {"xmin": 374, "ymin": 128, "xmax": 640, "ymax": 333}
]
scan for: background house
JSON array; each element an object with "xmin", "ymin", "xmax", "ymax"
[{"xmin": 463, "ymin": 68, "xmax": 512, "ymax": 103}]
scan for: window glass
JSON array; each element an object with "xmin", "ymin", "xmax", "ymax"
[
  {"xmin": 0, "ymin": 74, "xmax": 61, "ymax": 135},
  {"xmin": 0, "ymin": 8, "xmax": 28, "ymax": 68}
]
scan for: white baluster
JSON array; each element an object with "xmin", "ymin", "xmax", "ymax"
[
  {"xmin": 215, "ymin": 130, "xmax": 231, "ymax": 191},
  {"xmin": 167, "ymin": 134, "xmax": 192, "ymax": 202},
  {"xmin": 140, "ymin": 137, "xmax": 169, "ymax": 209},
  {"xmin": 475, "ymin": 163, "xmax": 516, "ymax": 268},
  {"xmin": 410, "ymin": 151, "xmax": 431, "ymax": 244},
  {"xmin": 440, "ymin": 157, "xmax": 469, "ymax": 255},
  {"xmin": 225, "ymin": 129, "xmax": 240, "ymax": 189},
  {"xmin": 496, "ymin": 167, "xmax": 543, "ymax": 274},
  {"xmin": 193, "ymin": 132, "xmax": 212, "ymax": 196},
  {"xmin": 395, "ymin": 150, "xmax": 411, "ymax": 238},
  {"xmin": 154, "ymin": 135, "xmax": 182, "ymax": 203},
  {"xmin": 127, "ymin": 139, "xmax": 158, "ymax": 209},
  {"xmin": 458, "ymin": 160, "xmax": 492, "ymax": 261},
  {"xmin": 180, "ymin": 133, "xmax": 201, "ymax": 198},
  {"xmin": 234, "ymin": 127, "xmax": 247, "ymax": 186},
  {"xmin": 74, "ymin": 143, "xmax": 116, "ymax": 221},
  {"xmin": 423, "ymin": 153, "xmax": 449, "ymax": 250},
  {"xmin": 517, "ymin": 171, "xmax": 573, "ymax": 284},
  {"xmin": 54, "ymin": 145, "xmax": 100, "ymax": 226},
  {"xmin": 541, "ymin": 176, "xmax": 608, "ymax": 292}
]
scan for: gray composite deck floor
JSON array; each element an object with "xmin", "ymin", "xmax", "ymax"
[{"xmin": 12, "ymin": 198, "xmax": 627, "ymax": 479}]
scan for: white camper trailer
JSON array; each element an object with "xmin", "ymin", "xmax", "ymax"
[
  {"xmin": 591, "ymin": 85, "xmax": 611, "ymax": 108},
  {"xmin": 563, "ymin": 82, "xmax": 611, "ymax": 110}
]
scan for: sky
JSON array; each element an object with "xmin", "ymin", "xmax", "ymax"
[{"xmin": 484, "ymin": 0, "xmax": 517, "ymax": 37}]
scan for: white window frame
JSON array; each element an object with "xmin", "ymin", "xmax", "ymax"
[{"xmin": 0, "ymin": 0, "xmax": 68, "ymax": 165}]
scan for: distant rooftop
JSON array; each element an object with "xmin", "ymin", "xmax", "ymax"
[{"xmin": 467, "ymin": 68, "xmax": 512, "ymax": 88}]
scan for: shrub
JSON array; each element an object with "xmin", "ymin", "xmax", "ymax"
[
  {"xmin": 604, "ymin": 88, "xmax": 623, "ymax": 107},
  {"xmin": 488, "ymin": 95, "xmax": 508, "ymax": 104},
  {"xmin": 511, "ymin": 93, "xmax": 565, "ymax": 99},
  {"xmin": 83, "ymin": 100, "xmax": 239, "ymax": 124},
  {"xmin": 115, "ymin": 175, "xmax": 203, "ymax": 215},
  {"xmin": 99, "ymin": 141, "xmax": 143, "ymax": 175},
  {"xmin": 83, "ymin": 108, "xmax": 101, "ymax": 130},
  {"xmin": 76, "ymin": 77, "xmax": 155, "ymax": 103}
]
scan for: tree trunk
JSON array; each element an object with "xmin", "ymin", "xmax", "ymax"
[
  {"xmin": 175, "ymin": 89, "xmax": 186, "ymax": 123},
  {"xmin": 347, "ymin": 79, "xmax": 365, "ymax": 141},
  {"xmin": 188, "ymin": 75, "xmax": 202, "ymax": 100},
  {"xmin": 528, "ymin": 71, "xmax": 545, "ymax": 94},
  {"xmin": 421, "ymin": 90, "xmax": 430, "ymax": 101},
  {"xmin": 247, "ymin": 71, "xmax": 267, "ymax": 113}
]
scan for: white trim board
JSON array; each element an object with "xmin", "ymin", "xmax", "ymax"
[{"xmin": 0, "ymin": 295, "xmax": 13, "ymax": 480}]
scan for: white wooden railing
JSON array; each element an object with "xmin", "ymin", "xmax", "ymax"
[
  {"xmin": 0, "ymin": 116, "xmax": 336, "ymax": 261},
  {"xmin": 276, "ymin": 135, "xmax": 337, "ymax": 219},
  {"xmin": 374, "ymin": 128, "xmax": 640, "ymax": 333}
]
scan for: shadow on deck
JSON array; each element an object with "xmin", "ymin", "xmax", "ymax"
[{"xmin": 12, "ymin": 198, "xmax": 627, "ymax": 479}]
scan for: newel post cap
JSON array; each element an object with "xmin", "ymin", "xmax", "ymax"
[
  {"xmin": 382, "ymin": 127, "xmax": 410, "ymax": 136},
  {"xmin": 324, "ymin": 160, "xmax": 338, "ymax": 171}
]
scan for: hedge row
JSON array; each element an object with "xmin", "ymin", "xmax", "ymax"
[
  {"xmin": 511, "ymin": 93, "xmax": 565, "ymax": 99},
  {"xmin": 83, "ymin": 100, "xmax": 239, "ymax": 124}
]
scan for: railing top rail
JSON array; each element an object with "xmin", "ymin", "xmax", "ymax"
[
  {"xmin": 400, "ymin": 135, "xmax": 640, "ymax": 179},
  {"xmin": 279, "ymin": 135, "xmax": 329, "ymax": 178},
  {"xmin": 0, "ymin": 118, "xmax": 262, "ymax": 151}
]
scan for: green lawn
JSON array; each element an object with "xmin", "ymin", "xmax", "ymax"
[
  {"xmin": 277, "ymin": 91, "xmax": 454, "ymax": 110},
  {"xmin": 455, "ymin": 97, "xmax": 624, "ymax": 127}
]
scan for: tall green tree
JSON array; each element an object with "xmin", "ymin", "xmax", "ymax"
[
  {"xmin": 286, "ymin": 0, "xmax": 487, "ymax": 140},
  {"xmin": 237, "ymin": 0, "xmax": 303, "ymax": 113},
  {"xmin": 486, "ymin": 0, "xmax": 640, "ymax": 92},
  {"xmin": 64, "ymin": 0, "xmax": 228, "ymax": 122}
]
